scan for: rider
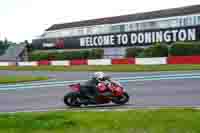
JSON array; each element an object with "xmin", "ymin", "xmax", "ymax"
[{"xmin": 80, "ymin": 72, "xmax": 112, "ymax": 103}]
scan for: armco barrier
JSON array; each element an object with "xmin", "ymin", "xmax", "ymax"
[
  {"xmin": 4, "ymin": 56, "xmax": 200, "ymax": 66},
  {"xmin": 112, "ymin": 58, "xmax": 135, "ymax": 64},
  {"xmin": 50, "ymin": 60, "xmax": 70, "ymax": 66},
  {"xmin": 18, "ymin": 62, "xmax": 38, "ymax": 66},
  {"xmin": 0, "ymin": 62, "xmax": 15, "ymax": 66},
  {"xmin": 88, "ymin": 59, "xmax": 111, "ymax": 65},
  {"xmin": 38, "ymin": 60, "xmax": 50, "ymax": 66},
  {"xmin": 167, "ymin": 56, "xmax": 200, "ymax": 64},
  {"xmin": 135, "ymin": 57, "xmax": 167, "ymax": 65},
  {"xmin": 70, "ymin": 59, "xmax": 87, "ymax": 65}
]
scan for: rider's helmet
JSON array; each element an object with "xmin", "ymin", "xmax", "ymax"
[{"xmin": 93, "ymin": 72, "xmax": 105, "ymax": 81}]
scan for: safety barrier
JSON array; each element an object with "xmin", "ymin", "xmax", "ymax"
[
  {"xmin": 112, "ymin": 58, "xmax": 135, "ymax": 64},
  {"xmin": 88, "ymin": 59, "xmax": 111, "ymax": 65},
  {"xmin": 0, "ymin": 62, "xmax": 15, "ymax": 66},
  {"xmin": 135, "ymin": 57, "xmax": 167, "ymax": 65},
  {"xmin": 50, "ymin": 61, "xmax": 70, "ymax": 66},
  {"xmin": 18, "ymin": 62, "xmax": 38, "ymax": 66},
  {"xmin": 38, "ymin": 60, "xmax": 51, "ymax": 66},
  {"xmin": 2, "ymin": 56, "xmax": 200, "ymax": 66},
  {"xmin": 70, "ymin": 59, "xmax": 88, "ymax": 65},
  {"xmin": 167, "ymin": 56, "xmax": 200, "ymax": 64}
]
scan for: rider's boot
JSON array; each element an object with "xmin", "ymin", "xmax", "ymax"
[{"xmin": 86, "ymin": 95, "xmax": 97, "ymax": 104}]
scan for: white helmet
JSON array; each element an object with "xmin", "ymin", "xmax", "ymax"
[{"xmin": 93, "ymin": 72, "xmax": 105, "ymax": 80}]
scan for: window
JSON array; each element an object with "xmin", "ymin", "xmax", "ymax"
[
  {"xmin": 148, "ymin": 21, "xmax": 157, "ymax": 29},
  {"xmin": 198, "ymin": 16, "xmax": 200, "ymax": 24},
  {"xmin": 181, "ymin": 16, "xmax": 194, "ymax": 26},
  {"xmin": 60, "ymin": 30, "xmax": 70, "ymax": 37},
  {"xmin": 73, "ymin": 29, "xmax": 82, "ymax": 36},
  {"xmin": 95, "ymin": 25, "xmax": 109, "ymax": 34},
  {"xmin": 138, "ymin": 23, "xmax": 146, "ymax": 30},
  {"xmin": 138, "ymin": 21, "xmax": 158, "ymax": 30},
  {"xmin": 155, "ymin": 19, "xmax": 178, "ymax": 29},
  {"xmin": 76, "ymin": 28, "xmax": 84, "ymax": 36},
  {"xmin": 110, "ymin": 24, "xmax": 125, "ymax": 33},
  {"xmin": 44, "ymin": 31, "xmax": 60, "ymax": 38},
  {"xmin": 193, "ymin": 16, "xmax": 198, "ymax": 25},
  {"xmin": 170, "ymin": 19, "xmax": 179, "ymax": 27},
  {"xmin": 70, "ymin": 29, "xmax": 77, "ymax": 36},
  {"xmin": 187, "ymin": 17, "xmax": 193, "ymax": 25},
  {"xmin": 86, "ymin": 27, "xmax": 93, "ymax": 35},
  {"xmin": 82, "ymin": 28, "xmax": 87, "ymax": 35},
  {"xmin": 125, "ymin": 24, "xmax": 129, "ymax": 31},
  {"xmin": 119, "ymin": 25, "xmax": 125, "ymax": 32},
  {"xmin": 125, "ymin": 23, "xmax": 136, "ymax": 32},
  {"xmin": 101, "ymin": 25, "xmax": 110, "ymax": 34},
  {"xmin": 68, "ymin": 29, "xmax": 74, "ymax": 36},
  {"xmin": 90, "ymin": 26, "xmax": 98, "ymax": 34},
  {"xmin": 111, "ymin": 25, "xmax": 120, "ymax": 33}
]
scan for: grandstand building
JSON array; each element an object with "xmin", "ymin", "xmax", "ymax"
[{"xmin": 32, "ymin": 4, "xmax": 200, "ymax": 58}]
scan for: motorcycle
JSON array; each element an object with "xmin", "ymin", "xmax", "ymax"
[{"xmin": 63, "ymin": 80, "xmax": 129, "ymax": 107}]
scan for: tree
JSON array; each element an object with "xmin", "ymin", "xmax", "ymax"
[{"xmin": 4, "ymin": 37, "xmax": 8, "ymax": 45}]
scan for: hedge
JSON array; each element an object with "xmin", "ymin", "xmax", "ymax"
[
  {"xmin": 126, "ymin": 44, "xmax": 168, "ymax": 58},
  {"xmin": 88, "ymin": 49, "xmax": 104, "ymax": 59},
  {"xmin": 125, "ymin": 47, "xmax": 144, "ymax": 57},
  {"xmin": 169, "ymin": 42, "xmax": 200, "ymax": 56},
  {"xmin": 28, "ymin": 42, "xmax": 200, "ymax": 60},
  {"xmin": 126, "ymin": 42, "xmax": 200, "ymax": 57},
  {"xmin": 139, "ymin": 44, "xmax": 169, "ymax": 57},
  {"xmin": 29, "ymin": 49, "xmax": 104, "ymax": 61},
  {"xmin": 0, "ymin": 41, "xmax": 9, "ymax": 56}
]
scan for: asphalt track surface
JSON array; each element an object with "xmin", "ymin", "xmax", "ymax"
[{"xmin": 0, "ymin": 70, "xmax": 200, "ymax": 112}]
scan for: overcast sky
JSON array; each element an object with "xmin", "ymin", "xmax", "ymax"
[{"xmin": 0, "ymin": 0, "xmax": 200, "ymax": 43}]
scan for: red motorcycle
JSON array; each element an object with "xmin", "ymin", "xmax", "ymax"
[{"xmin": 63, "ymin": 80, "xmax": 129, "ymax": 107}]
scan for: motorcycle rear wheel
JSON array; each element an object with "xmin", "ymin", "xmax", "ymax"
[
  {"xmin": 64, "ymin": 92, "xmax": 81, "ymax": 107},
  {"xmin": 112, "ymin": 92, "xmax": 129, "ymax": 105}
]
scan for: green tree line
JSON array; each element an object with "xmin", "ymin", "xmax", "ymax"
[{"xmin": 28, "ymin": 42, "xmax": 200, "ymax": 61}]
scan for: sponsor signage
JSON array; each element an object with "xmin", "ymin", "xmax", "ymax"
[
  {"xmin": 43, "ymin": 43, "xmax": 55, "ymax": 48},
  {"xmin": 39, "ymin": 25, "xmax": 200, "ymax": 49}
]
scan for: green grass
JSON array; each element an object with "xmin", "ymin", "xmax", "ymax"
[
  {"xmin": 1, "ymin": 64, "xmax": 200, "ymax": 72},
  {"xmin": 0, "ymin": 75, "xmax": 48, "ymax": 84},
  {"xmin": 0, "ymin": 108, "xmax": 200, "ymax": 133}
]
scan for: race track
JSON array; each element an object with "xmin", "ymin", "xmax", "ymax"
[{"xmin": 0, "ymin": 70, "xmax": 200, "ymax": 112}]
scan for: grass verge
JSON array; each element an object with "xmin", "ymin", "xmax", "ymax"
[
  {"xmin": 0, "ymin": 64, "xmax": 200, "ymax": 72},
  {"xmin": 0, "ymin": 108, "xmax": 199, "ymax": 133},
  {"xmin": 0, "ymin": 75, "xmax": 48, "ymax": 84}
]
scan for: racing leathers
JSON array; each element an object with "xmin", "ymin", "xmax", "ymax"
[{"xmin": 80, "ymin": 76, "xmax": 112, "ymax": 102}]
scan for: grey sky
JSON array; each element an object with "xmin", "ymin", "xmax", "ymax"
[{"xmin": 0, "ymin": 0, "xmax": 199, "ymax": 43}]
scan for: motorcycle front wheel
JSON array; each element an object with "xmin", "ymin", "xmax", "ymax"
[
  {"xmin": 112, "ymin": 92, "xmax": 129, "ymax": 105},
  {"xmin": 64, "ymin": 92, "xmax": 81, "ymax": 107}
]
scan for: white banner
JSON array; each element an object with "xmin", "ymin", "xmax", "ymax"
[
  {"xmin": 0, "ymin": 62, "xmax": 13, "ymax": 66},
  {"xmin": 135, "ymin": 57, "xmax": 167, "ymax": 65},
  {"xmin": 18, "ymin": 62, "xmax": 38, "ymax": 66},
  {"xmin": 43, "ymin": 43, "xmax": 55, "ymax": 48},
  {"xmin": 80, "ymin": 28, "xmax": 196, "ymax": 47},
  {"xmin": 51, "ymin": 61, "xmax": 70, "ymax": 66},
  {"xmin": 88, "ymin": 59, "xmax": 111, "ymax": 65}
]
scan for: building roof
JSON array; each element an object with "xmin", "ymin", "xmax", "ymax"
[{"xmin": 46, "ymin": 4, "xmax": 200, "ymax": 31}]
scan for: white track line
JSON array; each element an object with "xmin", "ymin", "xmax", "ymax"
[{"xmin": 2, "ymin": 105, "xmax": 200, "ymax": 114}]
